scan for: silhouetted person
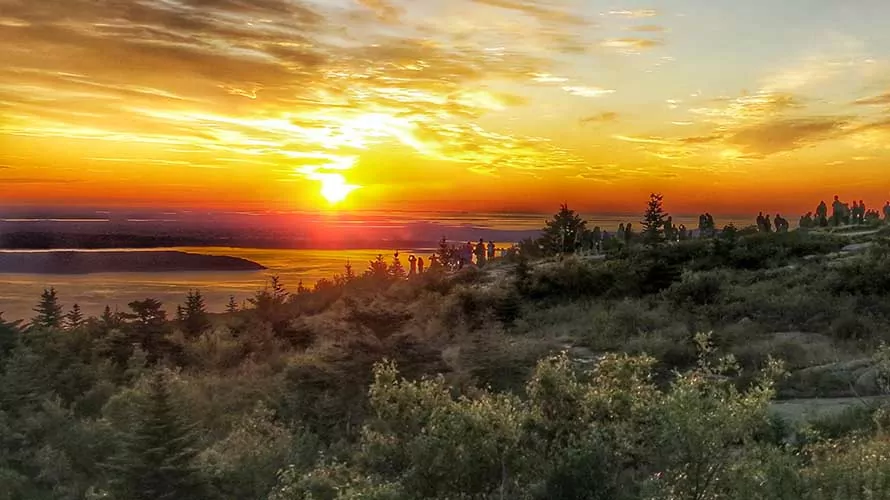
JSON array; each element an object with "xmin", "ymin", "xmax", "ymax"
[
  {"xmin": 764, "ymin": 214, "xmax": 773, "ymax": 233},
  {"xmin": 475, "ymin": 238, "xmax": 486, "ymax": 266},
  {"xmin": 487, "ymin": 241, "xmax": 495, "ymax": 261},
  {"xmin": 618, "ymin": 223, "xmax": 626, "ymax": 243},
  {"xmin": 464, "ymin": 241, "xmax": 474, "ymax": 267},
  {"xmin": 885, "ymin": 202, "xmax": 890, "ymax": 221},
  {"xmin": 832, "ymin": 196, "xmax": 844, "ymax": 226},
  {"xmin": 859, "ymin": 200, "xmax": 867, "ymax": 224},
  {"xmin": 678, "ymin": 224, "xmax": 688, "ymax": 241},
  {"xmin": 624, "ymin": 223, "xmax": 633, "ymax": 242},
  {"xmin": 417, "ymin": 257, "xmax": 424, "ymax": 275},
  {"xmin": 429, "ymin": 254, "xmax": 440, "ymax": 271},
  {"xmin": 852, "ymin": 201, "xmax": 860, "ymax": 225},
  {"xmin": 816, "ymin": 201, "xmax": 828, "ymax": 227},
  {"xmin": 665, "ymin": 216, "xmax": 675, "ymax": 242},
  {"xmin": 756, "ymin": 212, "xmax": 766, "ymax": 232},
  {"xmin": 408, "ymin": 254, "xmax": 417, "ymax": 276}
]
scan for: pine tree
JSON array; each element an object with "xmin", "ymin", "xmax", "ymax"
[
  {"xmin": 101, "ymin": 305, "xmax": 122, "ymax": 331},
  {"xmin": 31, "ymin": 287, "xmax": 63, "ymax": 330},
  {"xmin": 182, "ymin": 290, "xmax": 210, "ymax": 338},
  {"xmin": 366, "ymin": 254, "xmax": 389, "ymax": 279},
  {"xmin": 270, "ymin": 276, "xmax": 289, "ymax": 303},
  {"xmin": 106, "ymin": 371, "xmax": 211, "ymax": 500},
  {"xmin": 0, "ymin": 312, "xmax": 22, "ymax": 361},
  {"xmin": 513, "ymin": 252, "xmax": 532, "ymax": 295},
  {"xmin": 225, "ymin": 296, "xmax": 239, "ymax": 314},
  {"xmin": 641, "ymin": 193, "xmax": 668, "ymax": 246},
  {"xmin": 541, "ymin": 204, "xmax": 588, "ymax": 255},
  {"xmin": 389, "ymin": 252, "xmax": 406, "ymax": 278},
  {"xmin": 65, "ymin": 303, "xmax": 84, "ymax": 330},
  {"xmin": 344, "ymin": 260, "xmax": 356, "ymax": 282}
]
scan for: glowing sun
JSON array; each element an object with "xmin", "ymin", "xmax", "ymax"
[{"xmin": 319, "ymin": 174, "xmax": 358, "ymax": 204}]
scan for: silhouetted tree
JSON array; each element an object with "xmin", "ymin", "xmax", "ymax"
[
  {"xmin": 366, "ymin": 254, "xmax": 389, "ymax": 279},
  {"xmin": 0, "ymin": 312, "xmax": 22, "ymax": 361},
  {"xmin": 225, "ymin": 296, "xmax": 239, "ymax": 314},
  {"xmin": 541, "ymin": 204, "xmax": 587, "ymax": 255},
  {"xmin": 31, "ymin": 287, "xmax": 63, "ymax": 330},
  {"xmin": 100, "ymin": 305, "xmax": 122, "ymax": 331},
  {"xmin": 121, "ymin": 299, "xmax": 171, "ymax": 363},
  {"xmin": 641, "ymin": 193, "xmax": 668, "ymax": 246},
  {"xmin": 65, "ymin": 303, "xmax": 84, "ymax": 330},
  {"xmin": 344, "ymin": 260, "xmax": 356, "ymax": 282},
  {"xmin": 513, "ymin": 252, "xmax": 533, "ymax": 295},
  {"xmin": 106, "ymin": 371, "xmax": 211, "ymax": 499},
  {"xmin": 181, "ymin": 290, "xmax": 210, "ymax": 338},
  {"xmin": 389, "ymin": 252, "xmax": 407, "ymax": 278}
]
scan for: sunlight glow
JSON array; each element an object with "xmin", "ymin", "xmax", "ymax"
[{"xmin": 319, "ymin": 174, "xmax": 358, "ymax": 204}]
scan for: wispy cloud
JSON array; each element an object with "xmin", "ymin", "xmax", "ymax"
[
  {"xmin": 607, "ymin": 9, "xmax": 658, "ymax": 18},
  {"xmin": 580, "ymin": 112, "xmax": 618, "ymax": 124}
]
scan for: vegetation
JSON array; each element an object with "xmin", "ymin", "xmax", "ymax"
[{"xmin": 2, "ymin": 198, "xmax": 890, "ymax": 498}]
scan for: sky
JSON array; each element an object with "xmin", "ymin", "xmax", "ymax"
[{"xmin": 2, "ymin": 0, "xmax": 890, "ymax": 216}]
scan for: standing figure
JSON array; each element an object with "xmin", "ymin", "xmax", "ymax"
[
  {"xmin": 429, "ymin": 254, "xmax": 440, "ymax": 271},
  {"xmin": 831, "ymin": 196, "xmax": 844, "ymax": 226},
  {"xmin": 475, "ymin": 238, "xmax": 487, "ymax": 267},
  {"xmin": 618, "ymin": 223, "xmax": 626, "ymax": 243},
  {"xmin": 816, "ymin": 201, "xmax": 828, "ymax": 227},
  {"xmin": 859, "ymin": 200, "xmax": 867, "ymax": 224},
  {"xmin": 884, "ymin": 201, "xmax": 890, "ymax": 221},
  {"xmin": 487, "ymin": 241, "xmax": 495, "ymax": 261},
  {"xmin": 418, "ymin": 257, "xmax": 425, "ymax": 275},
  {"xmin": 764, "ymin": 214, "xmax": 773, "ymax": 233},
  {"xmin": 408, "ymin": 254, "xmax": 417, "ymax": 276},
  {"xmin": 756, "ymin": 212, "xmax": 766, "ymax": 232}
]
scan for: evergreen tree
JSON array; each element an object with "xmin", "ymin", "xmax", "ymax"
[
  {"xmin": 366, "ymin": 254, "xmax": 389, "ymax": 279},
  {"xmin": 541, "ymin": 204, "xmax": 587, "ymax": 255},
  {"xmin": 225, "ymin": 296, "xmax": 239, "ymax": 314},
  {"xmin": 641, "ymin": 193, "xmax": 668, "ymax": 246},
  {"xmin": 100, "ymin": 305, "xmax": 122, "ymax": 331},
  {"xmin": 389, "ymin": 252, "xmax": 406, "ymax": 278},
  {"xmin": 270, "ymin": 276, "xmax": 289, "ymax": 303},
  {"xmin": 0, "ymin": 312, "xmax": 22, "ymax": 361},
  {"xmin": 344, "ymin": 260, "xmax": 356, "ymax": 282},
  {"xmin": 513, "ymin": 252, "xmax": 533, "ymax": 295},
  {"xmin": 121, "ymin": 299, "xmax": 171, "ymax": 363},
  {"xmin": 106, "ymin": 371, "xmax": 211, "ymax": 500},
  {"xmin": 65, "ymin": 303, "xmax": 84, "ymax": 330},
  {"xmin": 181, "ymin": 290, "xmax": 210, "ymax": 338},
  {"xmin": 31, "ymin": 287, "xmax": 63, "ymax": 330}
]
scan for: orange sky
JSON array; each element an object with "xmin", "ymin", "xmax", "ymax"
[{"xmin": 2, "ymin": 0, "xmax": 890, "ymax": 215}]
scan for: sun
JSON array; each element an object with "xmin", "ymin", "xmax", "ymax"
[{"xmin": 319, "ymin": 174, "xmax": 358, "ymax": 204}]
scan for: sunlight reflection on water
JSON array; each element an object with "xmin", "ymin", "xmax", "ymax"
[{"xmin": 0, "ymin": 246, "xmax": 494, "ymax": 321}]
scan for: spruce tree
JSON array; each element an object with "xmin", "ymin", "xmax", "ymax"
[
  {"xmin": 389, "ymin": 252, "xmax": 407, "ymax": 278},
  {"xmin": 641, "ymin": 193, "xmax": 668, "ymax": 246},
  {"xmin": 101, "ymin": 305, "xmax": 122, "ymax": 331},
  {"xmin": 182, "ymin": 290, "xmax": 210, "ymax": 338},
  {"xmin": 0, "ymin": 312, "xmax": 22, "ymax": 361},
  {"xmin": 541, "ymin": 204, "xmax": 588, "ymax": 255},
  {"xmin": 225, "ymin": 296, "xmax": 239, "ymax": 314},
  {"xmin": 344, "ymin": 260, "xmax": 356, "ymax": 282},
  {"xmin": 106, "ymin": 371, "xmax": 211, "ymax": 500},
  {"xmin": 65, "ymin": 303, "xmax": 84, "ymax": 330},
  {"xmin": 31, "ymin": 287, "xmax": 63, "ymax": 330}
]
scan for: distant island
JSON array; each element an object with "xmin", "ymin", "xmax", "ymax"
[{"xmin": 0, "ymin": 250, "xmax": 267, "ymax": 274}]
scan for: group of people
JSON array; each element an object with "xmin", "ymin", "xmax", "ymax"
[
  {"xmin": 756, "ymin": 212, "xmax": 790, "ymax": 233},
  {"xmin": 799, "ymin": 197, "xmax": 890, "ymax": 229},
  {"xmin": 402, "ymin": 239, "xmax": 502, "ymax": 276}
]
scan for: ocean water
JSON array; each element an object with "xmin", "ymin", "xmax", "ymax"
[{"xmin": 0, "ymin": 246, "xmax": 506, "ymax": 322}]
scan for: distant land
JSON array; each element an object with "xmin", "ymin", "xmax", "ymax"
[
  {"xmin": 0, "ymin": 250, "xmax": 266, "ymax": 274},
  {"xmin": 0, "ymin": 209, "xmax": 751, "ymax": 250}
]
